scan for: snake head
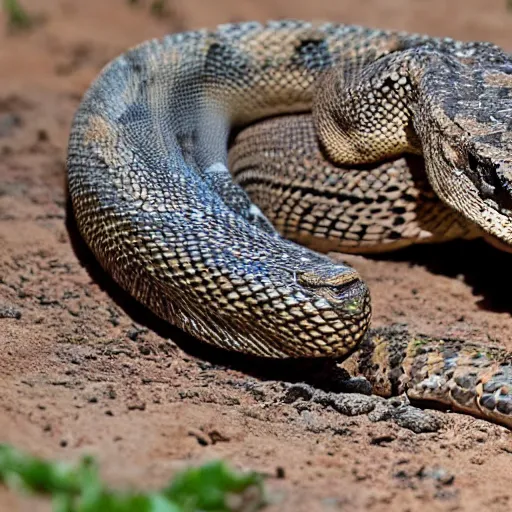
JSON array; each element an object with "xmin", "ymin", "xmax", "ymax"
[
  {"xmin": 280, "ymin": 262, "xmax": 372, "ymax": 358},
  {"xmin": 417, "ymin": 59, "xmax": 512, "ymax": 247}
]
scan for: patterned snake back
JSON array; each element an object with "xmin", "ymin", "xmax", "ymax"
[{"xmin": 67, "ymin": 21, "xmax": 512, "ymax": 428}]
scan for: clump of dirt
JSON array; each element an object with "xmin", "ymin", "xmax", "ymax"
[{"xmin": 1, "ymin": 1, "xmax": 512, "ymax": 511}]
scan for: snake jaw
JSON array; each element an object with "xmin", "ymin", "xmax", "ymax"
[
  {"xmin": 449, "ymin": 153, "xmax": 512, "ymax": 246},
  {"xmin": 415, "ymin": 55, "xmax": 512, "ymax": 247},
  {"xmin": 465, "ymin": 140, "xmax": 512, "ymax": 216},
  {"xmin": 413, "ymin": 111, "xmax": 512, "ymax": 247}
]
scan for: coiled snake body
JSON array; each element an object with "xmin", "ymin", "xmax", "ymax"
[{"xmin": 67, "ymin": 21, "xmax": 512, "ymax": 428}]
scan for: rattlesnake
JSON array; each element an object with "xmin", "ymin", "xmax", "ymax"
[{"xmin": 67, "ymin": 20, "xmax": 512, "ymax": 428}]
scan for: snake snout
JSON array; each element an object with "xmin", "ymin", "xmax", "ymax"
[{"xmin": 296, "ymin": 266, "xmax": 369, "ymax": 304}]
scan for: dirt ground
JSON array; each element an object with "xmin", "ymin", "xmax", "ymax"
[{"xmin": 2, "ymin": 0, "xmax": 512, "ymax": 510}]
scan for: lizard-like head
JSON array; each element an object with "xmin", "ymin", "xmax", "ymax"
[
  {"xmin": 416, "ymin": 58, "xmax": 512, "ymax": 247},
  {"xmin": 314, "ymin": 45, "xmax": 512, "ymax": 248}
]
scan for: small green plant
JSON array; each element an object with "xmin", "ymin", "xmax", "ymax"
[
  {"xmin": 3, "ymin": 0, "xmax": 33, "ymax": 30},
  {"xmin": 126, "ymin": 0, "xmax": 172, "ymax": 19},
  {"xmin": 0, "ymin": 444, "xmax": 266, "ymax": 511}
]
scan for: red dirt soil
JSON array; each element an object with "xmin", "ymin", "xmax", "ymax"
[{"xmin": 1, "ymin": 1, "xmax": 512, "ymax": 511}]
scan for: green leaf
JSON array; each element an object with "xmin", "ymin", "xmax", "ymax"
[
  {"xmin": 165, "ymin": 460, "xmax": 264, "ymax": 511},
  {"xmin": 0, "ymin": 444, "xmax": 266, "ymax": 512}
]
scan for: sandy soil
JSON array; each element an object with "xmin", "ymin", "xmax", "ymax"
[{"xmin": 1, "ymin": 1, "xmax": 512, "ymax": 510}]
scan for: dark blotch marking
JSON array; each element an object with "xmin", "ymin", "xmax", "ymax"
[
  {"xmin": 450, "ymin": 385, "xmax": 476, "ymax": 405},
  {"xmin": 204, "ymin": 41, "xmax": 251, "ymax": 81},
  {"xmin": 454, "ymin": 373, "xmax": 478, "ymax": 390},
  {"xmin": 479, "ymin": 393, "xmax": 496, "ymax": 411},
  {"xmin": 497, "ymin": 63, "xmax": 512, "ymax": 75},
  {"xmin": 483, "ymin": 378, "xmax": 506, "ymax": 394},
  {"xmin": 291, "ymin": 38, "xmax": 332, "ymax": 71},
  {"xmin": 239, "ymin": 177, "xmax": 364, "ymax": 205},
  {"xmin": 497, "ymin": 397, "xmax": 512, "ymax": 415},
  {"xmin": 118, "ymin": 103, "xmax": 151, "ymax": 127}
]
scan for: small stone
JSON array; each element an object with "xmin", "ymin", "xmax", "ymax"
[
  {"xmin": 208, "ymin": 430, "xmax": 230, "ymax": 444},
  {"xmin": 188, "ymin": 428, "xmax": 209, "ymax": 446},
  {"xmin": 281, "ymin": 383, "xmax": 315, "ymax": 403},
  {"xmin": 393, "ymin": 405, "xmax": 442, "ymax": 433},
  {"xmin": 276, "ymin": 467, "xmax": 285, "ymax": 479},
  {"xmin": 370, "ymin": 434, "xmax": 395, "ymax": 445},
  {"xmin": 0, "ymin": 305, "xmax": 22, "ymax": 319},
  {"xmin": 418, "ymin": 466, "xmax": 455, "ymax": 485},
  {"xmin": 127, "ymin": 401, "xmax": 146, "ymax": 411}
]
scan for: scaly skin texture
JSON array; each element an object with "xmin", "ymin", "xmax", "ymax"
[
  {"xmin": 67, "ymin": 20, "xmax": 512, "ymax": 428},
  {"xmin": 229, "ymin": 114, "xmax": 482, "ymax": 253},
  {"xmin": 344, "ymin": 326, "xmax": 512, "ymax": 428}
]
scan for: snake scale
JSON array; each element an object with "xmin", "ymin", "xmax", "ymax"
[{"xmin": 67, "ymin": 20, "xmax": 512, "ymax": 428}]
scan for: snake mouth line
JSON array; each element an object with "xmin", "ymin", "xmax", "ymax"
[
  {"xmin": 322, "ymin": 279, "xmax": 370, "ymax": 311},
  {"xmin": 484, "ymin": 197, "xmax": 512, "ymax": 219},
  {"xmin": 467, "ymin": 154, "xmax": 512, "ymax": 218},
  {"xmin": 298, "ymin": 267, "xmax": 369, "ymax": 304},
  {"xmin": 442, "ymin": 169, "xmax": 512, "ymax": 245}
]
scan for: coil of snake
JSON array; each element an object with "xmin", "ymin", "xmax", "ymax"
[{"xmin": 67, "ymin": 20, "xmax": 512, "ymax": 429}]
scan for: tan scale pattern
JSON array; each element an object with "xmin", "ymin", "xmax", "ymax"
[{"xmin": 229, "ymin": 114, "xmax": 481, "ymax": 252}]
